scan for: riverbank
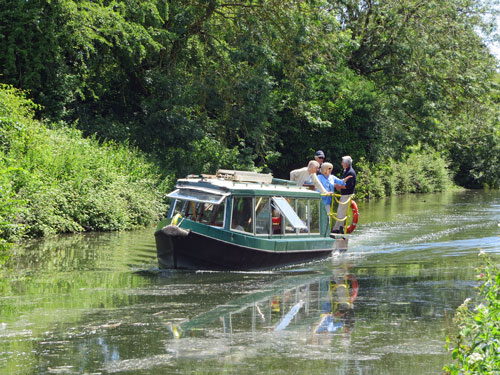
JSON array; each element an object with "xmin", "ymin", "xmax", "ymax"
[
  {"xmin": 444, "ymin": 252, "xmax": 500, "ymax": 374},
  {"xmin": 354, "ymin": 148, "xmax": 455, "ymax": 200},
  {"xmin": 0, "ymin": 85, "xmax": 167, "ymax": 260}
]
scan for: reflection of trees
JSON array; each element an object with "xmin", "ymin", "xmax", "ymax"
[
  {"xmin": 0, "ymin": 228, "xmax": 160, "ymax": 374},
  {"xmin": 4, "ymin": 227, "xmax": 156, "ymax": 273},
  {"xmin": 0, "ymin": 268, "xmax": 158, "ymax": 375},
  {"xmin": 353, "ymin": 255, "xmax": 482, "ymax": 322}
]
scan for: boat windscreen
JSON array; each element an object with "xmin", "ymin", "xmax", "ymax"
[
  {"xmin": 168, "ymin": 189, "xmax": 228, "ymax": 205},
  {"xmin": 272, "ymin": 197, "xmax": 307, "ymax": 230}
]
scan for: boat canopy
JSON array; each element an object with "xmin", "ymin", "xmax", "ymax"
[
  {"xmin": 167, "ymin": 177, "xmax": 323, "ymax": 235},
  {"xmin": 167, "ymin": 187, "xmax": 230, "ymax": 205},
  {"xmin": 272, "ymin": 197, "xmax": 307, "ymax": 230}
]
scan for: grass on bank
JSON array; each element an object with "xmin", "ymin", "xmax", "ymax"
[
  {"xmin": 444, "ymin": 252, "xmax": 500, "ymax": 374},
  {"xmin": 0, "ymin": 84, "xmax": 167, "ymax": 256},
  {"xmin": 355, "ymin": 146, "xmax": 454, "ymax": 200}
]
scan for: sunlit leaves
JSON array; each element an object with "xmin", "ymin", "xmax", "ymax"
[
  {"xmin": 0, "ymin": 0, "xmax": 499, "ymax": 186},
  {"xmin": 445, "ymin": 253, "xmax": 500, "ymax": 374}
]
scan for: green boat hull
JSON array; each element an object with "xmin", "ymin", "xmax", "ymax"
[{"xmin": 155, "ymin": 219, "xmax": 335, "ymax": 270}]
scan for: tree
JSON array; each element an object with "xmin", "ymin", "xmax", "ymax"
[{"xmin": 1, "ymin": 0, "xmax": 498, "ymax": 186}]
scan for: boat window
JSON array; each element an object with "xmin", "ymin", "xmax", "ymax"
[
  {"xmin": 176, "ymin": 199, "xmax": 225, "ymax": 227},
  {"xmin": 255, "ymin": 197, "xmax": 271, "ymax": 235},
  {"xmin": 213, "ymin": 201, "xmax": 226, "ymax": 225},
  {"xmin": 296, "ymin": 199, "xmax": 308, "ymax": 224},
  {"xmin": 296, "ymin": 199, "xmax": 309, "ymax": 233},
  {"xmin": 231, "ymin": 197, "xmax": 254, "ymax": 233},
  {"xmin": 272, "ymin": 197, "xmax": 307, "ymax": 231},
  {"xmin": 171, "ymin": 200, "xmax": 185, "ymax": 218},
  {"xmin": 284, "ymin": 199, "xmax": 309, "ymax": 234},
  {"xmin": 199, "ymin": 201, "xmax": 226, "ymax": 227},
  {"xmin": 284, "ymin": 199, "xmax": 297, "ymax": 234},
  {"xmin": 271, "ymin": 201, "xmax": 283, "ymax": 235},
  {"xmin": 309, "ymin": 199, "xmax": 320, "ymax": 234},
  {"xmin": 183, "ymin": 201, "xmax": 199, "ymax": 221},
  {"xmin": 168, "ymin": 188, "xmax": 228, "ymax": 205}
]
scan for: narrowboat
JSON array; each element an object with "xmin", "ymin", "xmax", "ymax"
[{"xmin": 154, "ymin": 170, "xmax": 350, "ymax": 270}]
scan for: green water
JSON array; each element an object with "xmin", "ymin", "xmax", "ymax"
[{"xmin": 1, "ymin": 190, "xmax": 499, "ymax": 374}]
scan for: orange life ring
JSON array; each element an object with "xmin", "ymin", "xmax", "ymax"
[{"xmin": 346, "ymin": 200, "xmax": 359, "ymax": 234}]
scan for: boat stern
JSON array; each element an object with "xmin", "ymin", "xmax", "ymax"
[{"xmin": 331, "ymin": 233, "xmax": 349, "ymax": 252}]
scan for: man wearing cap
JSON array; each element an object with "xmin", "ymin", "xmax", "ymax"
[
  {"xmin": 314, "ymin": 150, "xmax": 325, "ymax": 173},
  {"xmin": 332, "ymin": 156, "xmax": 356, "ymax": 234}
]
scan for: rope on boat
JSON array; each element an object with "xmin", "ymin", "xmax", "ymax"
[{"xmin": 321, "ymin": 193, "xmax": 358, "ymax": 233}]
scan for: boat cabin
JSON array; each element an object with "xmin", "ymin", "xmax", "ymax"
[{"xmin": 165, "ymin": 170, "xmax": 329, "ymax": 237}]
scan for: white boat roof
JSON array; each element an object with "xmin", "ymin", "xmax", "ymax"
[{"xmin": 174, "ymin": 170, "xmax": 320, "ymax": 197}]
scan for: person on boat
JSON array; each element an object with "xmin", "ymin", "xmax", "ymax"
[
  {"xmin": 317, "ymin": 162, "xmax": 348, "ymax": 215},
  {"xmin": 271, "ymin": 206, "xmax": 282, "ymax": 234},
  {"xmin": 290, "ymin": 160, "xmax": 327, "ymax": 193},
  {"xmin": 314, "ymin": 150, "xmax": 325, "ymax": 173},
  {"xmin": 332, "ymin": 156, "xmax": 357, "ymax": 234}
]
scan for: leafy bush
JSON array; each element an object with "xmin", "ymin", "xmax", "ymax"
[
  {"xmin": 444, "ymin": 252, "xmax": 500, "ymax": 374},
  {"xmin": 396, "ymin": 161, "xmax": 413, "ymax": 194},
  {"xmin": 0, "ymin": 84, "xmax": 166, "ymax": 244},
  {"xmin": 355, "ymin": 157, "xmax": 386, "ymax": 200},
  {"xmin": 355, "ymin": 147, "xmax": 452, "ymax": 200},
  {"xmin": 0, "ymin": 167, "xmax": 25, "ymax": 263},
  {"xmin": 163, "ymin": 134, "xmax": 256, "ymax": 179}
]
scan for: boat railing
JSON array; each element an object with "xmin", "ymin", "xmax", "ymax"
[{"xmin": 321, "ymin": 193, "xmax": 355, "ymax": 233}]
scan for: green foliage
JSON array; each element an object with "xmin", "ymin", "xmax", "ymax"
[
  {"xmin": 0, "ymin": 84, "xmax": 166, "ymax": 244},
  {"xmin": 1, "ymin": 0, "xmax": 499, "ymax": 187},
  {"xmin": 0, "ymin": 170, "xmax": 24, "ymax": 264},
  {"xmin": 0, "ymin": 85, "xmax": 34, "ymax": 258},
  {"xmin": 444, "ymin": 252, "xmax": 500, "ymax": 374},
  {"xmin": 444, "ymin": 95, "xmax": 500, "ymax": 189},
  {"xmin": 355, "ymin": 147, "xmax": 452, "ymax": 200},
  {"xmin": 332, "ymin": 0, "xmax": 500, "ymax": 187},
  {"xmin": 355, "ymin": 158, "xmax": 386, "ymax": 200}
]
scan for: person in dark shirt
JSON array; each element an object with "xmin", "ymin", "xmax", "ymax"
[{"xmin": 332, "ymin": 156, "xmax": 356, "ymax": 233}]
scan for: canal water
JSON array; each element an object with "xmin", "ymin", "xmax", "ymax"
[{"xmin": 1, "ymin": 190, "xmax": 499, "ymax": 374}]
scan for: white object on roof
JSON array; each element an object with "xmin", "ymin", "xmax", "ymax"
[{"xmin": 216, "ymin": 169, "xmax": 273, "ymax": 184}]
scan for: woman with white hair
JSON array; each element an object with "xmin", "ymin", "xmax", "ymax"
[
  {"xmin": 317, "ymin": 162, "xmax": 350, "ymax": 222},
  {"xmin": 332, "ymin": 156, "xmax": 357, "ymax": 234},
  {"xmin": 289, "ymin": 160, "xmax": 328, "ymax": 193}
]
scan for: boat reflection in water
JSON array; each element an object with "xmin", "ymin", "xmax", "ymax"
[{"xmin": 165, "ymin": 265, "xmax": 358, "ymax": 346}]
